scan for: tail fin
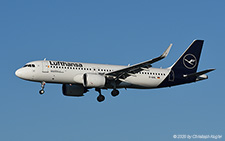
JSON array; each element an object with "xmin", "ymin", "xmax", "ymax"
[{"xmin": 170, "ymin": 40, "xmax": 204, "ymax": 74}]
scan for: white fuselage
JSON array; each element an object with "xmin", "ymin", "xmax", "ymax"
[
  {"xmin": 14, "ymin": 40, "xmax": 214, "ymax": 102},
  {"xmin": 15, "ymin": 60, "xmax": 171, "ymax": 89}
]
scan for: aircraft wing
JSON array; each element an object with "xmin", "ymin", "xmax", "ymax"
[{"xmin": 106, "ymin": 44, "xmax": 172, "ymax": 79}]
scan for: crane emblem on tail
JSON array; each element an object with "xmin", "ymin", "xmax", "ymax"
[{"xmin": 183, "ymin": 54, "xmax": 197, "ymax": 69}]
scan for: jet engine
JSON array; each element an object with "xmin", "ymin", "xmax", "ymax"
[
  {"xmin": 62, "ymin": 84, "xmax": 85, "ymax": 97},
  {"xmin": 83, "ymin": 73, "xmax": 106, "ymax": 88}
]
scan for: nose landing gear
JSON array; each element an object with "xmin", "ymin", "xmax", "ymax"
[
  {"xmin": 39, "ymin": 89, "xmax": 45, "ymax": 94},
  {"xmin": 39, "ymin": 81, "xmax": 45, "ymax": 95}
]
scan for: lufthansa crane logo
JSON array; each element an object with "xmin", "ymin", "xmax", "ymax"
[{"xmin": 183, "ymin": 54, "xmax": 197, "ymax": 69}]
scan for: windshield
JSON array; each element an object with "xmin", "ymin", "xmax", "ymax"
[{"xmin": 23, "ymin": 64, "xmax": 35, "ymax": 67}]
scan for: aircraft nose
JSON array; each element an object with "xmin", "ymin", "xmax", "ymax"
[{"xmin": 15, "ymin": 68, "xmax": 23, "ymax": 78}]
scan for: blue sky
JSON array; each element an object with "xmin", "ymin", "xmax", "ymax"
[{"xmin": 0, "ymin": 0, "xmax": 224, "ymax": 140}]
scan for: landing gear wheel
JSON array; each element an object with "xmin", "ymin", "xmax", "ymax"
[
  {"xmin": 39, "ymin": 81, "xmax": 46, "ymax": 95},
  {"xmin": 111, "ymin": 89, "xmax": 119, "ymax": 97},
  {"xmin": 95, "ymin": 88, "xmax": 105, "ymax": 102},
  {"xmin": 39, "ymin": 89, "xmax": 45, "ymax": 94},
  {"xmin": 97, "ymin": 95, "xmax": 105, "ymax": 102}
]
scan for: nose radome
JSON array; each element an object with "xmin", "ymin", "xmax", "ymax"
[{"xmin": 15, "ymin": 69, "xmax": 23, "ymax": 78}]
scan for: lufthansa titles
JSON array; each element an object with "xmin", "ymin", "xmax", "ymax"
[{"xmin": 49, "ymin": 61, "xmax": 83, "ymax": 67}]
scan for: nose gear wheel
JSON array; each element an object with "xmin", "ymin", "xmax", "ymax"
[{"xmin": 39, "ymin": 81, "xmax": 46, "ymax": 95}]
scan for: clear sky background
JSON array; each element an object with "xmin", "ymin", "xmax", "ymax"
[{"xmin": 0, "ymin": 0, "xmax": 224, "ymax": 140}]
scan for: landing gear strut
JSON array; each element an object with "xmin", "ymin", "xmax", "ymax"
[
  {"xmin": 95, "ymin": 88, "xmax": 105, "ymax": 102},
  {"xmin": 39, "ymin": 81, "xmax": 45, "ymax": 95},
  {"xmin": 110, "ymin": 80, "xmax": 119, "ymax": 97},
  {"xmin": 111, "ymin": 89, "xmax": 119, "ymax": 97}
]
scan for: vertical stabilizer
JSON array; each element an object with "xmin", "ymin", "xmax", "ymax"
[
  {"xmin": 170, "ymin": 40, "xmax": 204, "ymax": 74},
  {"xmin": 158, "ymin": 40, "xmax": 204, "ymax": 88}
]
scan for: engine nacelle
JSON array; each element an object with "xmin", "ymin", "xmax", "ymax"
[
  {"xmin": 83, "ymin": 73, "xmax": 106, "ymax": 88},
  {"xmin": 62, "ymin": 84, "xmax": 85, "ymax": 97}
]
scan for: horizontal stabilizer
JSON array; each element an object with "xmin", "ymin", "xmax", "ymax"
[{"xmin": 183, "ymin": 69, "xmax": 215, "ymax": 78}]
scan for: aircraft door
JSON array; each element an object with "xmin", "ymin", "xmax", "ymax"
[
  {"xmin": 42, "ymin": 61, "xmax": 49, "ymax": 73},
  {"xmin": 168, "ymin": 70, "xmax": 174, "ymax": 82}
]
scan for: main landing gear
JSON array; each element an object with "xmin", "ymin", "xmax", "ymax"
[
  {"xmin": 95, "ymin": 88, "xmax": 120, "ymax": 102},
  {"xmin": 95, "ymin": 88, "xmax": 105, "ymax": 102},
  {"xmin": 111, "ymin": 89, "xmax": 119, "ymax": 97},
  {"xmin": 39, "ymin": 81, "xmax": 45, "ymax": 95},
  {"xmin": 110, "ymin": 81, "xmax": 119, "ymax": 97}
]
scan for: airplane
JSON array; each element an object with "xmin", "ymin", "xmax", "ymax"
[{"xmin": 15, "ymin": 40, "xmax": 215, "ymax": 102}]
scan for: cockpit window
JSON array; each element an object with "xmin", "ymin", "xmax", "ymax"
[{"xmin": 23, "ymin": 64, "xmax": 35, "ymax": 67}]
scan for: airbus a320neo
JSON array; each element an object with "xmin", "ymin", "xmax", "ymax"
[{"xmin": 15, "ymin": 40, "xmax": 215, "ymax": 102}]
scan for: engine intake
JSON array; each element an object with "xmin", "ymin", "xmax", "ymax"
[{"xmin": 62, "ymin": 84, "xmax": 85, "ymax": 97}]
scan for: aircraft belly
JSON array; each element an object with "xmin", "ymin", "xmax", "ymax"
[
  {"xmin": 52, "ymin": 73, "xmax": 76, "ymax": 83},
  {"xmin": 123, "ymin": 75, "xmax": 165, "ymax": 88}
]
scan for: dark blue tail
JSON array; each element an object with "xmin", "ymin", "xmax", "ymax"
[
  {"xmin": 158, "ymin": 40, "xmax": 204, "ymax": 87},
  {"xmin": 170, "ymin": 40, "xmax": 204, "ymax": 74}
]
